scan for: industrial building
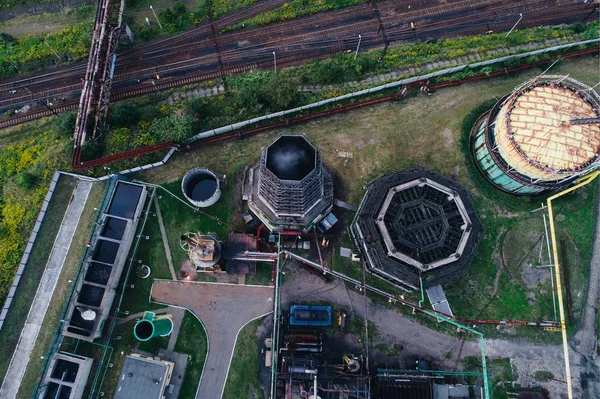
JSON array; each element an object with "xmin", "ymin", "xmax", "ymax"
[
  {"xmin": 471, "ymin": 75, "xmax": 600, "ymax": 195},
  {"xmin": 352, "ymin": 167, "xmax": 483, "ymax": 291},
  {"xmin": 374, "ymin": 369, "xmax": 473, "ymax": 399},
  {"xmin": 243, "ymin": 135, "xmax": 334, "ymax": 232},
  {"xmin": 63, "ymin": 181, "xmax": 148, "ymax": 341},
  {"xmin": 114, "ymin": 354, "xmax": 174, "ymax": 399},
  {"xmin": 39, "ymin": 352, "xmax": 93, "ymax": 399}
]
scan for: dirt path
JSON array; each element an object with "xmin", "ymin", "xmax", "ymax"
[{"xmin": 282, "ymin": 264, "xmax": 598, "ymax": 398}]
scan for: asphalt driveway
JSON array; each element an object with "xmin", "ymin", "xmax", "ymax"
[{"xmin": 151, "ymin": 280, "xmax": 274, "ymax": 399}]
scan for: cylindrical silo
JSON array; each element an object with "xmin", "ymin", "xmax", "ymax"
[
  {"xmin": 181, "ymin": 168, "xmax": 221, "ymax": 207},
  {"xmin": 471, "ymin": 75, "xmax": 600, "ymax": 195},
  {"xmin": 134, "ymin": 311, "xmax": 173, "ymax": 341}
]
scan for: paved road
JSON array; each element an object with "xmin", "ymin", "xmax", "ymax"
[
  {"xmin": 0, "ymin": 179, "xmax": 92, "ymax": 399},
  {"xmin": 150, "ymin": 280, "xmax": 274, "ymax": 399}
]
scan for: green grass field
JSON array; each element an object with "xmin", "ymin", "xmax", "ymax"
[
  {"xmin": 222, "ymin": 316, "xmax": 266, "ymax": 399},
  {"xmin": 136, "ymin": 55, "xmax": 599, "ymax": 341},
  {"xmin": 174, "ymin": 311, "xmax": 209, "ymax": 399}
]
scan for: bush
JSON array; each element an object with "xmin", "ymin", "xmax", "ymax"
[
  {"xmin": 52, "ymin": 112, "xmax": 77, "ymax": 137},
  {"xmin": 109, "ymin": 103, "xmax": 140, "ymax": 127},
  {"xmin": 534, "ymin": 371, "xmax": 554, "ymax": 382},
  {"xmin": 15, "ymin": 172, "xmax": 37, "ymax": 189},
  {"xmin": 148, "ymin": 115, "xmax": 194, "ymax": 142}
]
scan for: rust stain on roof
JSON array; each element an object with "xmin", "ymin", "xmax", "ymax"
[{"xmin": 495, "ymin": 84, "xmax": 600, "ymax": 180}]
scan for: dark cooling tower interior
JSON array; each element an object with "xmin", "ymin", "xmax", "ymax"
[
  {"xmin": 244, "ymin": 135, "xmax": 334, "ymax": 232},
  {"xmin": 266, "ymin": 136, "xmax": 317, "ymax": 180},
  {"xmin": 352, "ymin": 167, "xmax": 483, "ymax": 291}
]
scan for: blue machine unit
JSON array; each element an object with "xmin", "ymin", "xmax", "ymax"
[{"xmin": 289, "ymin": 305, "xmax": 332, "ymax": 326}]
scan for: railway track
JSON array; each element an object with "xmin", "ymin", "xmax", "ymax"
[
  {"xmin": 68, "ymin": 45, "xmax": 598, "ymax": 170},
  {"xmin": 0, "ymin": 0, "xmax": 596, "ymax": 129}
]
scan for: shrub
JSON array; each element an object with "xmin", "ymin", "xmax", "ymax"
[
  {"xmin": 52, "ymin": 112, "xmax": 77, "ymax": 137},
  {"xmin": 15, "ymin": 172, "xmax": 37, "ymax": 189},
  {"xmin": 109, "ymin": 103, "xmax": 140, "ymax": 127},
  {"xmin": 148, "ymin": 115, "xmax": 194, "ymax": 142},
  {"xmin": 534, "ymin": 371, "xmax": 554, "ymax": 382}
]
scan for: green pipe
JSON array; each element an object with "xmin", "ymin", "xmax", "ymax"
[
  {"xmin": 134, "ymin": 312, "xmax": 174, "ymax": 341},
  {"xmin": 418, "ymin": 275, "xmax": 425, "ymax": 308}
]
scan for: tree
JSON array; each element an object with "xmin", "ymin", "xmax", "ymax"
[
  {"xmin": 109, "ymin": 103, "xmax": 140, "ymax": 127},
  {"xmin": 259, "ymin": 74, "xmax": 299, "ymax": 111},
  {"xmin": 52, "ymin": 112, "xmax": 77, "ymax": 137},
  {"xmin": 15, "ymin": 172, "xmax": 37, "ymax": 189},
  {"xmin": 149, "ymin": 115, "xmax": 193, "ymax": 143}
]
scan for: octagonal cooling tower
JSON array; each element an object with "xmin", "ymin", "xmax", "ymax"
[
  {"xmin": 243, "ymin": 135, "xmax": 333, "ymax": 232},
  {"xmin": 471, "ymin": 75, "xmax": 600, "ymax": 195},
  {"xmin": 352, "ymin": 167, "xmax": 483, "ymax": 291},
  {"xmin": 181, "ymin": 168, "xmax": 221, "ymax": 207}
]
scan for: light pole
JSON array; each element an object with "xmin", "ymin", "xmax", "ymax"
[
  {"xmin": 273, "ymin": 51, "xmax": 277, "ymax": 74},
  {"xmin": 354, "ymin": 34, "xmax": 362, "ymax": 60},
  {"xmin": 150, "ymin": 5, "xmax": 163, "ymax": 30},
  {"xmin": 151, "ymin": 80, "xmax": 161, "ymax": 94},
  {"xmin": 505, "ymin": 13, "xmax": 523, "ymax": 37}
]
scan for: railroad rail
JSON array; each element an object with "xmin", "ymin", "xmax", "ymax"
[
  {"xmin": 0, "ymin": 0, "xmax": 594, "ymax": 121},
  {"xmin": 66, "ymin": 45, "xmax": 597, "ymax": 170}
]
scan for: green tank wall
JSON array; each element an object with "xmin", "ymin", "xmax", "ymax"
[{"xmin": 472, "ymin": 119, "xmax": 541, "ymax": 195}]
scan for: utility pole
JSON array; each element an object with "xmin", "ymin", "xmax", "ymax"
[
  {"xmin": 44, "ymin": 41, "xmax": 62, "ymax": 61},
  {"xmin": 151, "ymin": 80, "xmax": 161, "ymax": 94},
  {"xmin": 354, "ymin": 34, "xmax": 362, "ymax": 60},
  {"xmin": 506, "ymin": 13, "xmax": 523, "ymax": 37},
  {"xmin": 272, "ymin": 51, "xmax": 277, "ymax": 74},
  {"xmin": 150, "ymin": 5, "xmax": 163, "ymax": 30}
]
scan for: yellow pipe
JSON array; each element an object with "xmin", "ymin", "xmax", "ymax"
[{"xmin": 546, "ymin": 170, "xmax": 599, "ymax": 399}]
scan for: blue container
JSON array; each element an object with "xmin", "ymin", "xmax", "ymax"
[{"xmin": 289, "ymin": 305, "xmax": 332, "ymax": 326}]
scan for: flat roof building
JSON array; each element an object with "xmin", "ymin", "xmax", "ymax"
[{"xmin": 115, "ymin": 354, "xmax": 174, "ymax": 399}]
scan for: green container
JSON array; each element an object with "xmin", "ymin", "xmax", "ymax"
[{"xmin": 134, "ymin": 311, "xmax": 173, "ymax": 342}]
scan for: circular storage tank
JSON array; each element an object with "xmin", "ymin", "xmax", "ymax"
[
  {"xmin": 471, "ymin": 76, "xmax": 600, "ymax": 195},
  {"xmin": 181, "ymin": 168, "xmax": 221, "ymax": 207}
]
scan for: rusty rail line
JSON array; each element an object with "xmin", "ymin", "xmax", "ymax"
[{"xmin": 66, "ymin": 45, "xmax": 598, "ymax": 170}]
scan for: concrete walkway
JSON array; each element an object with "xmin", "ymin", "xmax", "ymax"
[
  {"xmin": 151, "ymin": 280, "xmax": 274, "ymax": 399},
  {"xmin": 0, "ymin": 180, "xmax": 93, "ymax": 399}
]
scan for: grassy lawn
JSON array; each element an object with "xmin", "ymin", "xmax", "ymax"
[
  {"xmin": 0, "ymin": 4, "xmax": 95, "ymax": 38},
  {"xmin": 0, "ymin": 175, "xmax": 75, "ymax": 382},
  {"xmin": 174, "ymin": 311, "xmax": 209, "ymax": 399},
  {"xmin": 136, "ymin": 55, "xmax": 599, "ymax": 341},
  {"xmin": 222, "ymin": 316, "xmax": 265, "ymax": 399},
  {"xmin": 143, "ymin": 180, "xmax": 236, "ymax": 274},
  {"xmin": 246, "ymin": 263, "xmax": 273, "ymax": 286},
  {"xmin": 120, "ymin": 199, "xmax": 172, "ymax": 314},
  {"xmin": 463, "ymin": 356, "xmax": 514, "ymax": 399},
  {"xmin": 17, "ymin": 181, "xmax": 106, "ymax": 399}
]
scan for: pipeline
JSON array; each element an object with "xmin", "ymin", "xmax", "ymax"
[
  {"xmin": 283, "ymin": 251, "xmax": 560, "ymax": 328},
  {"xmin": 69, "ymin": 44, "xmax": 598, "ymax": 170}
]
